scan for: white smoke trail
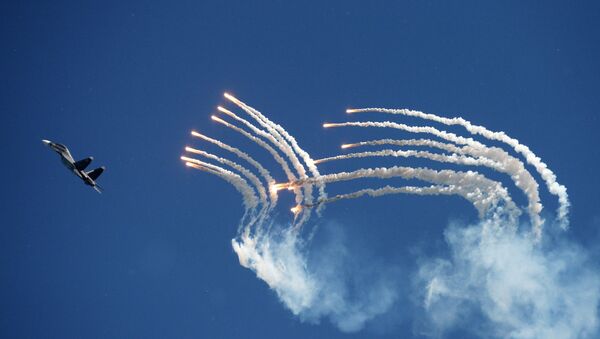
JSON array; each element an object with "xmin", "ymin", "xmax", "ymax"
[
  {"xmin": 222, "ymin": 97, "xmax": 309, "ymax": 192},
  {"xmin": 225, "ymin": 94, "xmax": 327, "ymax": 217},
  {"xmin": 324, "ymin": 121, "xmax": 476, "ymax": 146},
  {"xmin": 321, "ymin": 145, "xmax": 544, "ymax": 238},
  {"xmin": 342, "ymin": 138, "xmax": 463, "ymax": 153},
  {"xmin": 183, "ymin": 160, "xmax": 258, "ymax": 214},
  {"xmin": 210, "ymin": 113, "xmax": 295, "ymax": 205},
  {"xmin": 287, "ymin": 166, "xmax": 519, "ymax": 221},
  {"xmin": 348, "ymin": 107, "xmax": 569, "ymax": 229},
  {"xmin": 213, "ymin": 106, "xmax": 304, "ymax": 218},
  {"xmin": 215, "ymin": 108, "xmax": 296, "ymax": 182},
  {"xmin": 182, "ymin": 94, "xmax": 597, "ymax": 337},
  {"xmin": 316, "ymin": 148, "xmax": 498, "ymax": 168},
  {"xmin": 326, "ymin": 123, "xmax": 543, "ymax": 237},
  {"xmin": 305, "ymin": 184, "xmax": 483, "ymax": 208},
  {"xmin": 190, "ymin": 130, "xmax": 279, "ymax": 200},
  {"xmin": 185, "ymin": 147, "xmax": 269, "ymax": 214}
]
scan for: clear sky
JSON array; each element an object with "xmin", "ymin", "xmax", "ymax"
[{"xmin": 2, "ymin": 1, "xmax": 600, "ymax": 338}]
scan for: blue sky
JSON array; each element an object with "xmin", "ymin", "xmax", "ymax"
[{"xmin": 2, "ymin": 1, "xmax": 600, "ymax": 338}]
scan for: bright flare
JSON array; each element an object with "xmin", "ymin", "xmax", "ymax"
[
  {"xmin": 217, "ymin": 106, "xmax": 237, "ymax": 117},
  {"xmin": 224, "ymin": 92, "xmax": 242, "ymax": 105},
  {"xmin": 271, "ymin": 183, "xmax": 290, "ymax": 191},
  {"xmin": 211, "ymin": 115, "xmax": 228, "ymax": 125}
]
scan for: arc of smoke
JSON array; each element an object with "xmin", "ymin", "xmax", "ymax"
[
  {"xmin": 181, "ymin": 96, "xmax": 583, "ymax": 335},
  {"xmin": 348, "ymin": 107, "xmax": 569, "ymax": 229},
  {"xmin": 216, "ymin": 107, "xmax": 296, "ymax": 181},
  {"xmin": 306, "ymin": 184, "xmax": 476, "ymax": 207},
  {"xmin": 211, "ymin": 112, "xmax": 296, "ymax": 206},
  {"xmin": 285, "ymin": 166, "xmax": 519, "ymax": 221},
  {"xmin": 222, "ymin": 97, "xmax": 309, "ymax": 191},
  {"xmin": 316, "ymin": 149, "xmax": 499, "ymax": 168},
  {"xmin": 345, "ymin": 139, "xmax": 542, "ymax": 209},
  {"xmin": 325, "ymin": 123, "xmax": 544, "ymax": 237},
  {"xmin": 183, "ymin": 161, "xmax": 256, "ymax": 227},
  {"xmin": 185, "ymin": 147, "xmax": 269, "ymax": 218},
  {"xmin": 183, "ymin": 159, "xmax": 258, "ymax": 211},
  {"xmin": 191, "ymin": 130, "xmax": 275, "ymax": 190},
  {"xmin": 225, "ymin": 94, "xmax": 327, "ymax": 218},
  {"xmin": 222, "ymin": 96, "xmax": 313, "ymax": 225},
  {"xmin": 325, "ymin": 121, "xmax": 478, "ymax": 147},
  {"xmin": 217, "ymin": 106, "xmax": 310, "ymax": 216},
  {"xmin": 325, "ymin": 144, "xmax": 544, "ymax": 238},
  {"xmin": 342, "ymin": 138, "xmax": 464, "ymax": 153}
]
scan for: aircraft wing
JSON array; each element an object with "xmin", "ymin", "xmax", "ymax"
[
  {"xmin": 74, "ymin": 157, "xmax": 93, "ymax": 171},
  {"xmin": 86, "ymin": 166, "xmax": 105, "ymax": 181}
]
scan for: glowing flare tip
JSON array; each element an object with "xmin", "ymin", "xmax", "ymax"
[
  {"xmin": 271, "ymin": 183, "xmax": 290, "ymax": 191},
  {"xmin": 211, "ymin": 115, "xmax": 226, "ymax": 124},
  {"xmin": 217, "ymin": 106, "xmax": 234, "ymax": 115},
  {"xmin": 223, "ymin": 92, "xmax": 241, "ymax": 104},
  {"xmin": 346, "ymin": 108, "xmax": 359, "ymax": 113},
  {"xmin": 180, "ymin": 155, "xmax": 195, "ymax": 162},
  {"xmin": 290, "ymin": 205, "xmax": 302, "ymax": 214}
]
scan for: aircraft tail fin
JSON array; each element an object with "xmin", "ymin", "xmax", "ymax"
[
  {"xmin": 74, "ymin": 157, "xmax": 93, "ymax": 171},
  {"xmin": 86, "ymin": 166, "xmax": 105, "ymax": 181}
]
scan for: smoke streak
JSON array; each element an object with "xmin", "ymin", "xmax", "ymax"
[
  {"xmin": 215, "ymin": 108, "xmax": 296, "ymax": 184},
  {"xmin": 316, "ymin": 148, "xmax": 496, "ymax": 167},
  {"xmin": 183, "ymin": 160, "xmax": 258, "ymax": 211},
  {"xmin": 211, "ymin": 113, "xmax": 295, "ymax": 205},
  {"xmin": 342, "ymin": 138, "xmax": 463, "ymax": 153},
  {"xmin": 348, "ymin": 107, "xmax": 569, "ymax": 229},
  {"xmin": 185, "ymin": 147, "xmax": 269, "ymax": 214},
  {"xmin": 181, "ymin": 94, "xmax": 596, "ymax": 337},
  {"xmin": 218, "ymin": 104, "xmax": 310, "ymax": 218},
  {"xmin": 225, "ymin": 94, "xmax": 327, "ymax": 217},
  {"xmin": 305, "ymin": 184, "xmax": 471, "ymax": 207},
  {"xmin": 326, "ymin": 123, "xmax": 543, "ymax": 237},
  {"xmin": 322, "ymin": 143, "xmax": 544, "ymax": 238},
  {"xmin": 286, "ymin": 166, "xmax": 518, "ymax": 220}
]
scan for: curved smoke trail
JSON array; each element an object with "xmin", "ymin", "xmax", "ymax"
[{"xmin": 181, "ymin": 94, "xmax": 599, "ymax": 338}]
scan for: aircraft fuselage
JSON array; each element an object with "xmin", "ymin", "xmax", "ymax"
[{"xmin": 43, "ymin": 139, "xmax": 104, "ymax": 192}]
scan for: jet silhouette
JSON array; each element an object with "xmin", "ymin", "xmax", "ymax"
[{"xmin": 42, "ymin": 139, "xmax": 105, "ymax": 193}]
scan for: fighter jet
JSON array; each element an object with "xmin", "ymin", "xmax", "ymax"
[{"xmin": 42, "ymin": 139, "xmax": 105, "ymax": 193}]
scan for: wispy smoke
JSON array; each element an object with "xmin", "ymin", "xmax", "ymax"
[
  {"xmin": 416, "ymin": 221, "xmax": 600, "ymax": 338},
  {"xmin": 182, "ymin": 94, "xmax": 597, "ymax": 337},
  {"xmin": 233, "ymin": 222, "xmax": 403, "ymax": 332}
]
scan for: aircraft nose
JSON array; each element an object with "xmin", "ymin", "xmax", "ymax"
[{"xmin": 42, "ymin": 139, "xmax": 51, "ymax": 145}]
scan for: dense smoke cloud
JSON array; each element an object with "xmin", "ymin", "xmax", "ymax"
[{"xmin": 416, "ymin": 221, "xmax": 600, "ymax": 338}]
